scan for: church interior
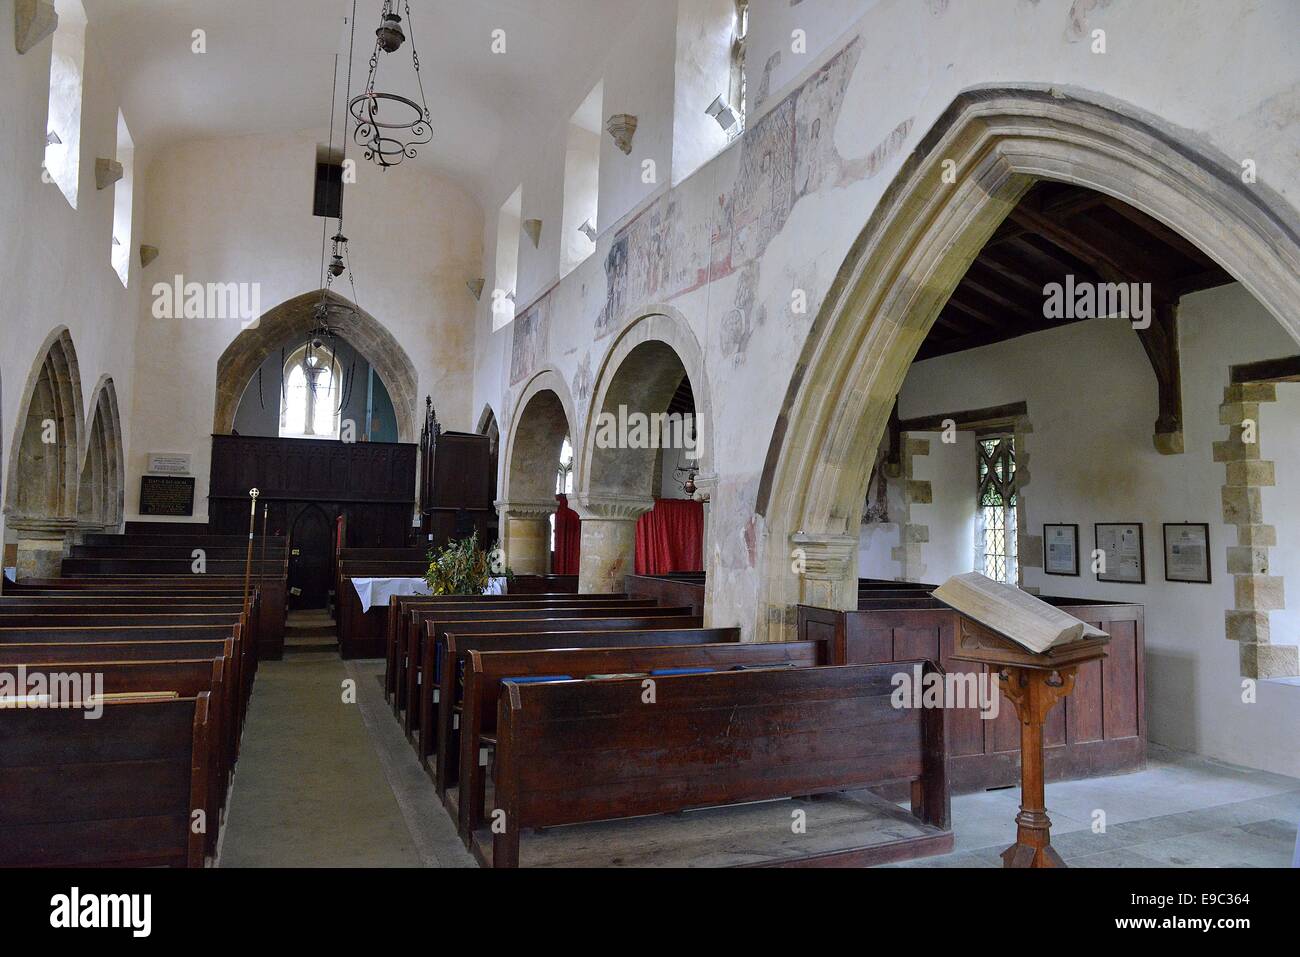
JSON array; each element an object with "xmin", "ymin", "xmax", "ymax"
[{"xmin": 2, "ymin": 0, "xmax": 1299, "ymax": 883}]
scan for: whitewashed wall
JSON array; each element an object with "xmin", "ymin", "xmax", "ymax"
[
  {"xmin": 0, "ymin": 19, "xmax": 146, "ymax": 554},
  {"xmin": 127, "ymin": 131, "xmax": 483, "ymax": 522}
]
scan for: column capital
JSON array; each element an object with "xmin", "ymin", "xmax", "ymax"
[
  {"xmin": 495, "ymin": 499, "xmax": 557, "ymax": 521},
  {"xmin": 689, "ymin": 470, "xmax": 718, "ymax": 503},
  {"xmin": 790, "ymin": 531, "xmax": 858, "ymax": 581},
  {"xmin": 6, "ymin": 515, "xmax": 79, "ymax": 539},
  {"xmin": 572, "ymin": 494, "xmax": 655, "ymax": 522}
]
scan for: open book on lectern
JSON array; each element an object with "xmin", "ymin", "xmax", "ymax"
[{"xmin": 932, "ymin": 572, "xmax": 1109, "ymax": 655}]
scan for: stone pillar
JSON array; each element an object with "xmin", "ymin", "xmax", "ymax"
[
  {"xmin": 573, "ymin": 496, "xmax": 654, "ymax": 593},
  {"xmin": 497, "ymin": 501, "xmax": 554, "ymax": 577},
  {"xmin": 1215, "ymin": 382, "xmax": 1298, "ymax": 678},
  {"xmin": 9, "ymin": 517, "xmax": 77, "ymax": 581}
]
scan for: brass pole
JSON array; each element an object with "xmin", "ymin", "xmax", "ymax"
[{"xmin": 241, "ymin": 488, "xmax": 260, "ymax": 624}]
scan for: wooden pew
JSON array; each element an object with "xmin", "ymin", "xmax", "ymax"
[
  {"xmin": 425, "ymin": 619, "xmax": 709, "ymax": 787},
  {"xmin": 1, "ymin": 657, "xmax": 228, "ymax": 857},
  {"xmin": 403, "ymin": 605, "xmax": 690, "ymax": 734},
  {"xmin": 0, "ymin": 623, "xmax": 252, "ymax": 753},
  {"xmin": 624, "ymin": 573, "xmax": 707, "ymax": 614},
  {"xmin": 798, "ymin": 596, "xmax": 1145, "ymax": 792},
  {"xmin": 384, "ymin": 593, "xmax": 636, "ymax": 700},
  {"xmin": 455, "ymin": 637, "xmax": 825, "ymax": 842},
  {"xmin": 507, "ymin": 575, "xmax": 578, "ymax": 594},
  {"xmin": 0, "ymin": 694, "xmax": 214, "ymax": 867},
  {"xmin": 478, "ymin": 662, "xmax": 950, "ymax": 867},
  {"xmin": 390, "ymin": 597, "xmax": 659, "ymax": 715}
]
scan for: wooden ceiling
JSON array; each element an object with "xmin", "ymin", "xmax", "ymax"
[{"xmin": 918, "ymin": 182, "xmax": 1235, "ymax": 360}]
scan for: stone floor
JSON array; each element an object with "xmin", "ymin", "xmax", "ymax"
[
  {"xmin": 219, "ymin": 655, "xmax": 1299, "ymax": 868},
  {"xmin": 893, "ymin": 745, "xmax": 1300, "ymax": 868}
]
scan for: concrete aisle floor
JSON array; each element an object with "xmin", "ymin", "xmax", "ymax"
[{"xmin": 218, "ymin": 652, "xmax": 472, "ymax": 868}]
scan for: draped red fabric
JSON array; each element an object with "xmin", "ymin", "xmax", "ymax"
[
  {"xmin": 552, "ymin": 494, "xmax": 582, "ymax": 575},
  {"xmin": 634, "ymin": 498, "xmax": 704, "ymax": 575}
]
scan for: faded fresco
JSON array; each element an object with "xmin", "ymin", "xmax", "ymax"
[
  {"xmin": 594, "ymin": 36, "xmax": 908, "ymax": 339},
  {"xmin": 509, "ymin": 297, "xmax": 550, "ymax": 385}
]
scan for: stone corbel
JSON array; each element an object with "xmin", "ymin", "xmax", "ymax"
[
  {"xmin": 522, "ymin": 219, "xmax": 542, "ymax": 248},
  {"xmin": 139, "ymin": 245, "xmax": 160, "ymax": 268},
  {"xmin": 605, "ymin": 114, "xmax": 638, "ymax": 154},
  {"xmin": 789, "ymin": 531, "xmax": 858, "ymax": 581},
  {"xmin": 689, "ymin": 471, "xmax": 718, "ymax": 503},
  {"xmin": 95, "ymin": 158, "xmax": 124, "ymax": 190},
  {"xmin": 15, "ymin": 0, "xmax": 58, "ymax": 55}
]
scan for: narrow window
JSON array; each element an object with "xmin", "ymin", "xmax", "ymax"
[
  {"xmin": 976, "ymin": 435, "xmax": 1018, "ymax": 584},
  {"xmin": 493, "ymin": 185, "xmax": 522, "ymax": 330},
  {"xmin": 730, "ymin": 0, "xmax": 749, "ymax": 134},
  {"xmin": 550, "ymin": 437, "xmax": 574, "ymax": 552},
  {"xmin": 110, "ymin": 112, "xmax": 134, "ymax": 286},
  {"xmin": 559, "ymin": 82, "xmax": 603, "ymax": 279},
  {"xmin": 44, "ymin": 0, "xmax": 88, "ymax": 209}
]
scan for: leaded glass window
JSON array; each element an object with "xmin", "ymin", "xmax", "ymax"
[{"xmin": 977, "ymin": 435, "xmax": 1018, "ymax": 583}]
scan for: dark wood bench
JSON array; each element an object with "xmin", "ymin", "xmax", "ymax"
[
  {"xmin": 798, "ymin": 597, "xmax": 1145, "ymax": 792},
  {"xmin": 454, "ymin": 637, "xmax": 826, "ymax": 842},
  {"xmin": 392, "ymin": 598, "xmax": 662, "ymax": 716},
  {"xmin": 477, "ymin": 661, "xmax": 950, "ymax": 867},
  {"xmin": 0, "ymin": 694, "xmax": 214, "ymax": 867},
  {"xmin": 403, "ymin": 606, "xmax": 691, "ymax": 734},
  {"xmin": 426, "ymin": 620, "xmax": 713, "ymax": 785},
  {"xmin": 1, "ymin": 656, "xmax": 229, "ymax": 857},
  {"xmin": 384, "ymin": 593, "xmax": 638, "ymax": 700}
]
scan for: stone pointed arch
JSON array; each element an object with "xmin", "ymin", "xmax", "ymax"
[
  {"xmin": 754, "ymin": 85, "xmax": 1300, "ymax": 639},
  {"xmin": 4, "ymin": 326, "xmax": 85, "ymax": 578},
  {"xmin": 4, "ymin": 326, "xmax": 84, "ymax": 523},
  {"xmin": 498, "ymin": 368, "xmax": 578, "ymax": 575},
  {"xmin": 213, "ymin": 289, "xmax": 420, "ymax": 442},
  {"xmin": 78, "ymin": 376, "xmax": 125, "ymax": 531}
]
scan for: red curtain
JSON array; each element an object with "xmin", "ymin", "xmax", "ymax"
[
  {"xmin": 635, "ymin": 498, "xmax": 704, "ymax": 575},
  {"xmin": 553, "ymin": 494, "xmax": 581, "ymax": 575}
]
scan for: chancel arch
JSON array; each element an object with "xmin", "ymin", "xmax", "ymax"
[
  {"xmin": 499, "ymin": 370, "xmax": 577, "ymax": 575},
  {"xmin": 3, "ymin": 327, "xmax": 85, "ymax": 578},
  {"xmin": 755, "ymin": 86, "xmax": 1300, "ymax": 685},
  {"xmin": 575, "ymin": 309, "xmax": 714, "ymax": 594},
  {"xmin": 77, "ymin": 376, "xmax": 125, "ymax": 532},
  {"xmin": 214, "ymin": 290, "xmax": 419, "ymax": 443}
]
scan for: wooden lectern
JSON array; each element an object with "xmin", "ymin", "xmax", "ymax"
[{"xmin": 950, "ymin": 612, "xmax": 1108, "ymax": 868}]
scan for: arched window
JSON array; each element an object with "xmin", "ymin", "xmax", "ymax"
[
  {"xmin": 279, "ymin": 345, "xmax": 341, "ymax": 440},
  {"xmin": 550, "ymin": 436, "xmax": 575, "ymax": 553}
]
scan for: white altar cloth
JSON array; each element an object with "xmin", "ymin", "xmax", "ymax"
[{"xmin": 351, "ymin": 576, "xmax": 506, "ymax": 612}]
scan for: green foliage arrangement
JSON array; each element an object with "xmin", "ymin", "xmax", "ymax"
[{"xmin": 424, "ymin": 532, "xmax": 511, "ymax": 596}]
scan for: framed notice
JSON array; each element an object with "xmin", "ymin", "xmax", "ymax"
[
  {"xmin": 1164, "ymin": 522, "xmax": 1211, "ymax": 584},
  {"xmin": 1043, "ymin": 524, "xmax": 1080, "ymax": 577},
  {"xmin": 1094, "ymin": 523, "xmax": 1145, "ymax": 584},
  {"xmin": 139, "ymin": 475, "xmax": 196, "ymax": 517}
]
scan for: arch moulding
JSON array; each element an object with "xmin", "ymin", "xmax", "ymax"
[
  {"xmin": 753, "ymin": 85, "xmax": 1300, "ymax": 672},
  {"xmin": 213, "ymin": 289, "xmax": 420, "ymax": 443},
  {"xmin": 499, "ymin": 367, "xmax": 578, "ymax": 511}
]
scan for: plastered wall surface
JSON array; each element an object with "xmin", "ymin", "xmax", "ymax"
[
  {"xmin": 128, "ymin": 131, "xmax": 483, "ymax": 521},
  {"xmin": 1, "ymin": 23, "xmax": 146, "ymax": 551}
]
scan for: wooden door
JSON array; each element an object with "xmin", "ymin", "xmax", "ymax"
[{"xmin": 288, "ymin": 505, "xmax": 333, "ymax": 609}]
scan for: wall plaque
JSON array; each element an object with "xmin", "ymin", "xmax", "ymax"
[
  {"xmin": 139, "ymin": 475, "xmax": 196, "ymax": 516},
  {"xmin": 147, "ymin": 452, "xmax": 193, "ymax": 475}
]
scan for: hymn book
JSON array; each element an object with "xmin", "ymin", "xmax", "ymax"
[{"xmin": 933, "ymin": 572, "xmax": 1109, "ymax": 656}]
